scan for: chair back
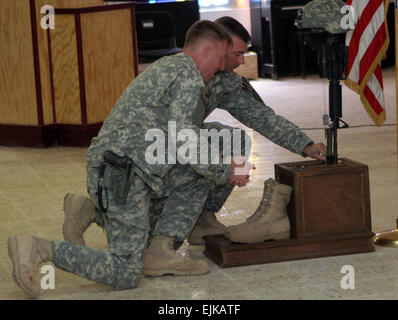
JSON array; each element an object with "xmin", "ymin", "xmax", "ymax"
[{"xmin": 136, "ymin": 11, "xmax": 178, "ymax": 50}]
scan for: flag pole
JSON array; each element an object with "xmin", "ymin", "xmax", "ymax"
[
  {"xmin": 396, "ymin": 0, "xmax": 398, "ymax": 157},
  {"xmin": 373, "ymin": 0, "xmax": 398, "ymax": 247}
]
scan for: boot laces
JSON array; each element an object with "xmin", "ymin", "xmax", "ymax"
[
  {"xmin": 246, "ymin": 182, "xmax": 276, "ymax": 223},
  {"xmin": 166, "ymin": 239, "xmax": 184, "ymax": 258}
]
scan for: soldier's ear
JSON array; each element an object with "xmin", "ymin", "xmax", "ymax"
[{"xmin": 202, "ymin": 43, "xmax": 214, "ymax": 59}]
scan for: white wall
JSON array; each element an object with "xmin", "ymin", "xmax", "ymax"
[
  {"xmin": 104, "ymin": 1, "xmax": 252, "ymax": 36},
  {"xmin": 199, "ymin": 7, "xmax": 251, "ymax": 36}
]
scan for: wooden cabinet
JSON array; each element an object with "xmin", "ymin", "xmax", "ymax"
[
  {"xmin": 275, "ymin": 158, "xmax": 373, "ymax": 240},
  {"xmin": 0, "ymin": 0, "xmax": 138, "ymax": 147}
]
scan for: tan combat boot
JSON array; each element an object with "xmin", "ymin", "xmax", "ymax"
[
  {"xmin": 7, "ymin": 235, "xmax": 54, "ymax": 299},
  {"xmin": 188, "ymin": 211, "xmax": 226, "ymax": 245},
  {"xmin": 225, "ymin": 178, "xmax": 292, "ymax": 243},
  {"xmin": 143, "ymin": 235, "xmax": 210, "ymax": 277},
  {"xmin": 63, "ymin": 193, "xmax": 96, "ymax": 246}
]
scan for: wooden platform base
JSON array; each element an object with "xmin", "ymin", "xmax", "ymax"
[
  {"xmin": 203, "ymin": 158, "xmax": 375, "ymax": 268},
  {"xmin": 203, "ymin": 232, "xmax": 375, "ymax": 268}
]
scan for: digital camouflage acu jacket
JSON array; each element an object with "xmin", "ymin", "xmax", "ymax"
[
  {"xmin": 87, "ymin": 53, "xmax": 232, "ymax": 194},
  {"xmin": 202, "ymin": 72, "xmax": 313, "ymax": 156},
  {"xmin": 87, "ymin": 53, "xmax": 313, "ymax": 195}
]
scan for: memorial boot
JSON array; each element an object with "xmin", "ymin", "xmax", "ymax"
[
  {"xmin": 7, "ymin": 235, "xmax": 54, "ymax": 299},
  {"xmin": 188, "ymin": 211, "xmax": 226, "ymax": 245},
  {"xmin": 143, "ymin": 235, "xmax": 210, "ymax": 276},
  {"xmin": 63, "ymin": 193, "xmax": 96, "ymax": 246},
  {"xmin": 225, "ymin": 178, "xmax": 292, "ymax": 243}
]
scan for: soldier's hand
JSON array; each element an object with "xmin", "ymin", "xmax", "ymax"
[
  {"xmin": 303, "ymin": 142, "xmax": 327, "ymax": 161},
  {"xmin": 229, "ymin": 156, "xmax": 256, "ymax": 187}
]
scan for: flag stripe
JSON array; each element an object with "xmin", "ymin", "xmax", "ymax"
[
  {"xmin": 373, "ymin": 63, "xmax": 384, "ymax": 89},
  {"xmin": 359, "ymin": 22, "xmax": 386, "ymax": 83},
  {"xmin": 344, "ymin": 0, "xmax": 389, "ymax": 126},
  {"xmin": 367, "ymin": 70, "xmax": 385, "ymax": 107},
  {"xmin": 363, "ymin": 84, "xmax": 384, "ymax": 115},
  {"xmin": 348, "ymin": 2, "xmax": 385, "ymax": 82},
  {"xmin": 347, "ymin": 0, "xmax": 378, "ymax": 73}
]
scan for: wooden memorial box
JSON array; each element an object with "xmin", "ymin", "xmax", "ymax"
[{"xmin": 204, "ymin": 158, "xmax": 374, "ymax": 267}]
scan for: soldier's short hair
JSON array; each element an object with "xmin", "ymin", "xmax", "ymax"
[
  {"xmin": 184, "ymin": 20, "xmax": 232, "ymax": 49},
  {"xmin": 215, "ymin": 16, "xmax": 251, "ymax": 44}
]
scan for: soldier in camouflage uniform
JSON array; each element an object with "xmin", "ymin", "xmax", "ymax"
[
  {"xmin": 62, "ymin": 17, "xmax": 327, "ymax": 250},
  {"xmin": 7, "ymin": 20, "xmax": 237, "ymax": 298}
]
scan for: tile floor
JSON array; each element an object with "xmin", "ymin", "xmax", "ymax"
[{"xmin": 1, "ymin": 67, "xmax": 398, "ymax": 300}]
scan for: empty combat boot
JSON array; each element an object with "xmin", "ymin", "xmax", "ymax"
[
  {"xmin": 143, "ymin": 235, "xmax": 210, "ymax": 277},
  {"xmin": 225, "ymin": 178, "xmax": 292, "ymax": 244},
  {"xmin": 7, "ymin": 235, "xmax": 54, "ymax": 299},
  {"xmin": 63, "ymin": 193, "xmax": 96, "ymax": 246},
  {"xmin": 188, "ymin": 211, "xmax": 226, "ymax": 245}
]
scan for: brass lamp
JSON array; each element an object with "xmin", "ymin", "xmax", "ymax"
[{"xmin": 373, "ymin": 219, "xmax": 398, "ymax": 247}]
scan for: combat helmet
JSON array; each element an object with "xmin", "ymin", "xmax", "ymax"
[{"xmin": 296, "ymin": 0, "xmax": 348, "ymax": 34}]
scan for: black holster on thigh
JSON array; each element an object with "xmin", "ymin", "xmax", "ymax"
[{"xmin": 97, "ymin": 151, "xmax": 134, "ymax": 213}]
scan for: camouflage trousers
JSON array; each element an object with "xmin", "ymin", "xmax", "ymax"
[
  {"xmin": 147, "ymin": 121, "xmax": 251, "ymax": 236},
  {"xmin": 52, "ymin": 163, "xmax": 211, "ymax": 290},
  {"xmin": 146, "ymin": 180, "xmax": 234, "ymax": 242},
  {"xmin": 52, "ymin": 122, "xmax": 251, "ymax": 290}
]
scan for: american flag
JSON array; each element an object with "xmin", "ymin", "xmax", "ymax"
[{"xmin": 344, "ymin": 0, "xmax": 390, "ymax": 126}]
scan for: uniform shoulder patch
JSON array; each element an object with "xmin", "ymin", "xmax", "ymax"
[
  {"xmin": 241, "ymin": 77, "xmax": 263, "ymax": 102},
  {"xmin": 241, "ymin": 77, "xmax": 252, "ymax": 94}
]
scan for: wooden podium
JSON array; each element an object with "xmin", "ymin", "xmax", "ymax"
[
  {"xmin": 0, "ymin": 0, "xmax": 138, "ymax": 147},
  {"xmin": 204, "ymin": 158, "xmax": 375, "ymax": 267}
]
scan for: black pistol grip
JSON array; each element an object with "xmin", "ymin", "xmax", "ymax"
[{"xmin": 104, "ymin": 151, "xmax": 128, "ymax": 169}]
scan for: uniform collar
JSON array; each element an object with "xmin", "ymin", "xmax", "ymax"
[{"xmin": 175, "ymin": 52, "xmax": 205, "ymax": 87}]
